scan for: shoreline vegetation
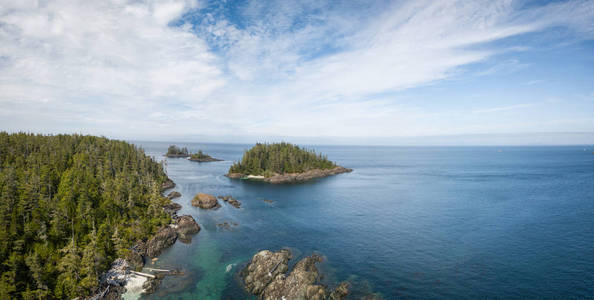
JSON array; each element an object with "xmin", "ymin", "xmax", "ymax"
[{"xmin": 227, "ymin": 142, "xmax": 352, "ymax": 183}]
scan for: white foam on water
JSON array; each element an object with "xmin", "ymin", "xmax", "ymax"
[{"xmin": 121, "ymin": 274, "xmax": 148, "ymax": 300}]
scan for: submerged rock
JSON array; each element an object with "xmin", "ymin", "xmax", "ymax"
[
  {"xmin": 216, "ymin": 221, "xmax": 238, "ymax": 231},
  {"xmin": 176, "ymin": 215, "xmax": 200, "ymax": 243},
  {"xmin": 218, "ymin": 195, "xmax": 241, "ymax": 208},
  {"xmin": 329, "ymin": 282, "xmax": 350, "ymax": 300},
  {"xmin": 191, "ymin": 193, "xmax": 220, "ymax": 209},
  {"xmin": 146, "ymin": 227, "xmax": 177, "ymax": 258}
]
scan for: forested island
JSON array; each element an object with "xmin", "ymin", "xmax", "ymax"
[
  {"xmin": 189, "ymin": 150, "xmax": 222, "ymax": 162},
  {"xmin": 0, "ymin": 133, "xmax": 178, "ymax": 299},
  {"xmin": 165, "ymin": 145, "xmax": 189, "ymax": 158},
  {"xmin": 227, "ymin": 142, "xmax": 352, "ymax": 183}
]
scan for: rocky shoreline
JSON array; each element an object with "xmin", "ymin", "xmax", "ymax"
[
  {"xmin": 227, "ymin": 166, "xmax": 353, "ymax": 184},
  {"xmin": 89, "ymin": 181, "xmax": 200, "ymax": 299},
  {"xmin": 188, "ymin": 156, "xmax": 222, "ymax": 162}
]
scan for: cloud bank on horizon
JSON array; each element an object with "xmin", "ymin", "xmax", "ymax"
[{"xmin": 1, "ymin": 0, "xmax": 593, "ymax": 143}]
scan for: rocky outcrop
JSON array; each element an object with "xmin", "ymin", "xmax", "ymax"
[
  {"xmin": 161, "ymin": 178, "xmax": 175, "ymax": 191},
  {"xmin": 163, "ymin": 202, "xmax": 182, "ymax": 215},
  {"xmin": 167, "ymin": 191, "xmax": 181, "ymax": 199},
  {"xmin": 218, "ymin": 195, "xmax": 241, "ymax": 208},
  {"xmin": 226, "ymin": 173, "xmax": 243, "ymax": 179},
  {"xmin": 227, "ymin": 166, "xmax": 353, "ymax": 184},
  {"xmin": 191, "ymin": 193, "xmax": 220, "ymax": 209},
  {"xmin": 242, "ymin": 249, "xmax": 350, "ymax": 300},
  {"xmin": 242, "ymin": 249, "xmax": 292, "ymax": 295},
  {"xmin": 176, "ymin": 215, "xmax": 200, "ymax": 243},
  {"xmin": 89, "ymin": 259, "xmax": 129, "ymax": 300},
  {"xmin": 261, "ymin": 254, "xmax": 326, "ymax": 300},
  {"xmin": 146, "ymin": 227, "xmax": 177, "ymax": 258},
  {"xmin": 127, "ymin": 242, "xmax": 147, "ymax": 271},
  {"xmin": 189, "ymin": 156, "xmax": 222, "ymax": 162}
]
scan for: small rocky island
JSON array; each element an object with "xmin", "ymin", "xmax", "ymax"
[
  {"xmin": 165, "ymin": 145, "xmax": 190, "ymax": 158},
  {"xmin": 189, "ymin": 149, "xmax": 222, "ymax": 162},
  {"xmin": 227, "ymin": 142, "xmax": 352, "ymax": 183},
  {"xmin": 241, "ymin": 249, "xmax": 349, "ymax": 299}
]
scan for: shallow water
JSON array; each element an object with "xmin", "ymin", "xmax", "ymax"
[{"xmin": 133, "ymin": 142, "xmax": 594, "ymax": 299}]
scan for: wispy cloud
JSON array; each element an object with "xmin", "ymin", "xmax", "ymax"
[
  {"xmin": 473, "ymin": 103, "xmax": 535, "ymax": 114},
  {"xmin": 1, "ymin": 0, "xmax": 593, "ymax": 140}
]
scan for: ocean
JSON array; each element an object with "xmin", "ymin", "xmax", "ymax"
[{"xmin": 132, "ymin": 142, "xmax": 594, "ymax": 299}]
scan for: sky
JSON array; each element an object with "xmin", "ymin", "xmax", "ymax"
[{"xmin": 1, "ymin": 0, "xmax": 594, "ymax": 145}]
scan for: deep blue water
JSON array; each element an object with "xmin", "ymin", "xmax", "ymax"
[{"xmin": 133, "ymin": 142, "xmax": 594, "ymax": 299}]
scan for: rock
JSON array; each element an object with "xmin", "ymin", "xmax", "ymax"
[
  {"xmin": 242, "ymin": 250, "xmax": 344, "ymax": 300},
  {"xmin": 189, "ymin": 156, "xmax": 222, "ymax": 162},
  {"xmin": 161, "ymin": 178, "xmax": 175, "ymax": 191},
  {"xmin": 227, "ymin": 197, "xmax": 241, "ymax": 208},
  {"xmin": 146, "ymin": 227, "xmax": 177, "ymax": 258},
  {"xmin": 226, "ymin": 173, "xmax": 243, "ymax": 179},
  {"xmin": 216, "ymin": 222, "xmax": 238, "ymax": 231},
  {"xmin": 163, "ymin": 202, "xmax": 182, "ymax": 215},
  {"xmin": 241, "ymin": 249, "xmax": 292, "ymax": 295},
  {"xmin": 261, "ymin": 254, "xmax": 327, "ymax": 300},
  {"xmin": 191, "ymin": 193, "xmax": 220, "ymax": 209},
  {"xmin": 142, "ymin": 273, "xmax": 165, "ymax": 295},
  {"xmin": 167, "ymin": 191, "xmax": 182, "ymax": 199},
  {"xmin": 176, "ymin": 215, "xmax": 200, "ymax": 243},
  {"xmin": 266, "ymin": 166, "xmax": 353, "ymax": 184},
  {"xmin": 329, "ymin": 282, "xmax": 350, "ymax": 300},
  {"xmin": 228, "ymin": 166, "xmax": 353, "ymax": 184},
  {"xmin": 218, "ymin": 195, "xmax": 241, "ymax": 208},
  {"xmin": 127, "ymin": 242, "xmax": 146, "ymax": 271}
]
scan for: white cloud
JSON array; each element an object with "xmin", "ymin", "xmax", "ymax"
[{"xmin": 0, "ymin": 0, "xmax": 593, "ymax": 140}]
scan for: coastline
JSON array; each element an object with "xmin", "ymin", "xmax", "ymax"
[
  {"xmin": 93, "ymin": 178, "xmax": 196, "ymax": 299},
  {"xmin": 227, "ymin": 166, "xmax": 352, "ymax": 183}
]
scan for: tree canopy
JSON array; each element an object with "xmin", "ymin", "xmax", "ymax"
[
  {"xmin": 228, "ymin": 142, "xmax": 336, "ymax": 177},
  {"xmin": 0, "ymin": 132, "xmax": 172, "ymax": 299},
  {"xmin": 165, "ymin": 145, "xmax": 189, "ymax": 157}
]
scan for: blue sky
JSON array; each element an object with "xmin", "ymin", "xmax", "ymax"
[{"xmin": 1, "ymin": 0, "xmax": 593, "ymax": 144}]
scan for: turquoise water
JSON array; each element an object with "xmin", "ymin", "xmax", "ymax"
[{"xmin": 135, "ymin": 143, "xmax": 594, "ymax": 299}]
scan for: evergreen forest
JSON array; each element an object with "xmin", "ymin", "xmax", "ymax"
[
  {"xmin": 0, "ymin": 133, "xmax": 172, "ymax": 299},
  {"xmin": 228, "ymin": 142, "xmax": 336, "ymax": 176}
]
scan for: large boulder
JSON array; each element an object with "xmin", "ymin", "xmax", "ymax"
[
  {"xmin": 261, "ymin": 254, "xmax": 327, "ymax": 300},
  {"xmin": 146, "ymin": 227, "xmax": 177, "ymax": 258},
  {"xmin": 241, "ymin": 249, "xmax": 292, "ymax": 295},
  {"xmin": 176, "ymin": 215, "xmax": 201, "ymax": 243},
  {"xmin": 191, "ymin": 193, "xmax": 220, "ymax": 209},
  {"xmin": 242, "ymin": 250, "xmax": 349, "ymax": 300}
]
